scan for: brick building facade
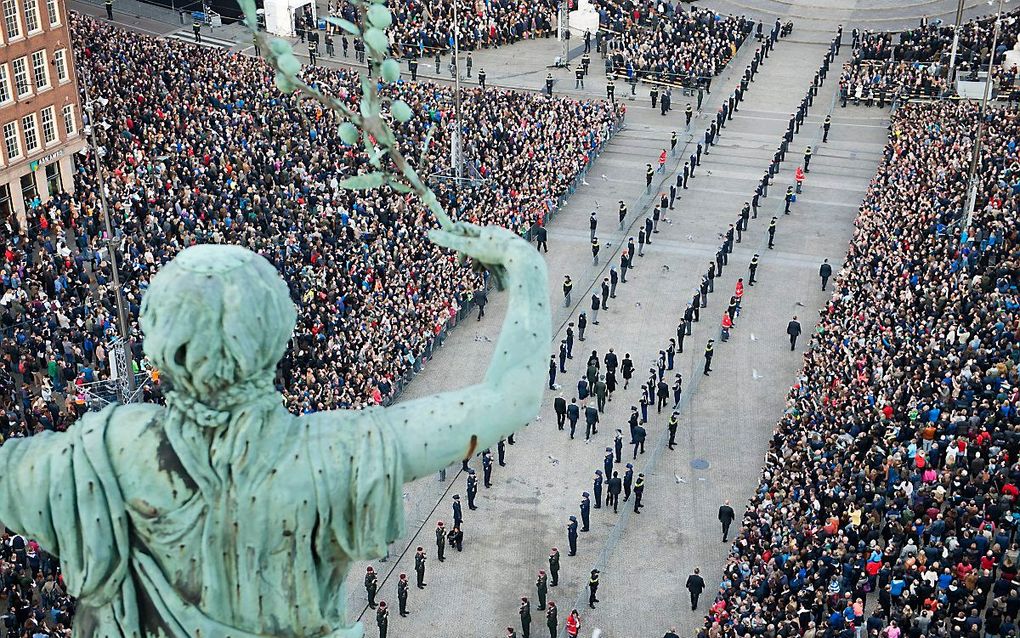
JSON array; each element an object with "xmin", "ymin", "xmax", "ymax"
[{"xmin": 0, "ymin": 0, "xmax": 83, "ymax": 226}]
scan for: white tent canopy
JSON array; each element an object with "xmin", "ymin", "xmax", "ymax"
[{"xmin": 264, "ymin": 0, "xmax": 316, "ymax": 37}]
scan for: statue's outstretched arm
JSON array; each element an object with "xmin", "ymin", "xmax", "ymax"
[{"xmin": 382, "ymin": 223, "xmax": 550, "ymax": 482}]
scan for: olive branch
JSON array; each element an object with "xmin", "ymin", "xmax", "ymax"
[{"xmin": 236, "ymin": 0, "xmax": 455, "ymax": 232}]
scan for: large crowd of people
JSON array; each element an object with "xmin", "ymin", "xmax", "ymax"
[
  {"xmin": 700, "ymin": 100, "xmax": 1020, "ymax": 638},
  {"xmin": 594, "ymin": 1, "xmax": 753, "ymax": 87},
  {"xmin": 329, "ymin": 0, "xmax": 559, "ymax": 56},
  {"xmin": 840, "ymin": 10, "xmax": 1020, "ymax": 103}
]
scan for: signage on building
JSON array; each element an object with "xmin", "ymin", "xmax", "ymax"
[{"xmin": 28, "ymin": 149, "xmax": 65, "ymax": 171}]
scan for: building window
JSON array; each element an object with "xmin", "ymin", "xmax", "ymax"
[
  {"xmin": 30, "ymin": 49, "xmax": 47, "ymax": 90},
  {"xmin": 3, "ymin": 120, "xmax": 20, "ymax": 160},
  {"xmin": 44, "ymin": 0, "xmax": 55, "ymax": 25},
  {"xmin": 20, "ymin": 172, "xmax": 37, "ymax": 209},
  {"xmin": 53, "ymin": 48, "xmax": 67, "ymax": 83},
  {"xmin": 0, "ymin": 184, "xmax": 11, "ymax": 218},
  {"xmin": 21, "ymin": 113, "xmax": 38, "ymax": 154},
  {"xmin": 44, "ymin": 160, "xmax": 59, "ymax": 195},
  {"xmin": 61, "ymin": 103, "xmax": 74, "ymax": 136},
  {"xmin": 0, "ymin": 65, "xmax": 12, "ymax": 104},
  {"xmin": 40, "ymin": 105, "xmax": 54, "ymax": 144},
  {"xmin": 23, "ymin": 0, "xmax": 38, "ymax": 33},
  {"xmin": 12, "ymin": 56, "xmax": 29, "ymax": 96},
  {"xmin": 3, "ymin": 0, "xmax": 21, "ymax": 40}
]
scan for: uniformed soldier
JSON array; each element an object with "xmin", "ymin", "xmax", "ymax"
[
  {"xmin": 376, "ymin": 601, "xmax": 389, "ymax": 638},
  {"xmin": 545, "ymin": 72, "xmax": 554, "ymax": 97},
  {"xmin": 623, "ymin": 463, "xmax": 634, "ymax": 501},
  {"xmin": 414, "ymin": 547, "xmax": 427, "ymax": 588},
  {"xmin": 748, "ymin": 253, "xmax": 759, "ymax": 286},
  {"xmin": 588, "ymin": 569, "xmax": 600, "ymax": 608},
  {"xmin": 466, "ymin": 469, "xmax": 478, "ymax": 509},
  {"xmin": 633, "ymin": 473, "xmax": 645, "ymax": 513},
  {"xmin": 435, "ymin": 521, "xmax": 446, "ymax": 562},
  {"xmin": 579, "ymin": 492, "xmax": 591, "ymax": 531},
  {"xmin": 768, "ymin": 216, "xmax": 778, "ymax": 249},
  {"xmin": 397, "ymin": 573, "xmax": 409, "ymax": 616},
  {"xmin": 549, "ymin": 548, "xmax": 561, "ymax": 585},
  {"xmin": 546, "ymin": 602, "xmax": 558, "ymax": 638},
  {"xmin": 408, "ymin": 57, "xmax": 418, "ymax": 81},
  {"xmin": 105, "ymin": 0, "xmax": 113, "ymax": 19},
  {"xmin": 365, "ymin": 566, "xmax": 378, "ymax": 608},
  {"xmin": 703, "ymin": 339, "xmax": 714, "ymax": 376},
  {"xmin": 520, "ymin": 597, "xmax": 532, "ymax": 638},
  {"xmin": 575, "ymin": 66, "xmax": 584, "ymax": 89},
  {"xmin": 536, "ymin": 570, "xmax": 548, "ymax": 609},
  {"xmin": 823, "ymin": 115, "xmax": 831, "ymax": 143},
  {"xmin": 192, "ymin": 18, "xmax": 202, "ymax": 43},
  {"xmin": 803, "ymin": 145, "xmax": 813, "ymax": 172},
  {"xmin": 566, "ymin": 517, "xmax": 578, "ymax": 556},
  {"xmin": 482, "ymin": 450, "xmax": 493, "ymax": 487},
  {"xmin": 478, "ymin": 68, "xmax": 486, "ymax": 88},
  {"xmin": 606, "ymin": 78, "xmax": 615, "ymax": 101}
]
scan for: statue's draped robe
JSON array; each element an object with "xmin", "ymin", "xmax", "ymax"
[{"xmin": 0, "ymin": 401, "xmax": 406, "ymax": 637}]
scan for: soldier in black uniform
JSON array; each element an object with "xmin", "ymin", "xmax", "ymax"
[
  {"xmin": 588, "ymin": 569, "xmax": 600, "ymax": 608},
  {"xmin": 703, "ymin": 339, "xmax": 714, "ymax": 375},
  {"xmin": 466, "ymin": 469, "xmax": 478, "ymax": 508},
  {"xmin": 574, "ymin": 66, "xmax": 584, "ymax": 89},
  {"xmin": 192, "ymin": 18, "xmax": 202, "ymax": 43},
  {"xmin": 408, "ymin": 57, "xmax": 418, "ymax": 81},
  {"xmin": 566, "ymin": 516, "xmax": 578, "ymax": 556},
  {"xmin": 606, "ymin": 78, "xmax": 615, "ymax": 101},
  {"xmin": 105, "ymin": 0, "xmax": 113, "ymax": 19},
  {"xmin": 414, "ymin": 547, "xmax": 427, "ymax": 588},
  {"xmin": 365, "ymin": 566, "xmax": 378, "ymax": 608},
  {"xmin": 520, "ymin": 597, "xmax": 532, "ymax": 638},
  {"xmin": 376, "ymin": 601, "xmax": 389, "ymax": 638},
  {"xmin": 435, "ymin": 521, "xmax": 446, "ymax": 561},
  {"xmin": 549, "ymin": 548, "xmax": 560, "ymax": 585},
  {"xmin": 397, "ymin": 573, "xmax": 409, "ymax": 616},
  {"xmin": 536, "ymin": 570, "xmax": 548, "ymax": 609},
  {"xmin": 545, "ymin": 72, "xmax": 554, "ymax": 97},
  {"xmin": 546, "ymin": 602, "xmax": 558, "ymax": 638}
]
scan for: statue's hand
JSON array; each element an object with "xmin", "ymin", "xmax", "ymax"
[{"xmin": 429, "ymin": 222, "xmax": 537, "ymax": 291}]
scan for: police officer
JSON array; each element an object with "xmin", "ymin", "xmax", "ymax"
[
  {"xmin": 414, "ymin": 547, "xmax": 427, "ymax": 588},
  {"xmin": 376, "ymin": 601, "xmax": 389, "ymax": 638},
  {"xmin": 645, "ymin": 163, "xmax": 654, "ymax": 192},
  {"xmin": 575, "ymin": 65, "xmax": 584, "ymax": 89},
  {"xmin": 593, "ymin": 471, "xmax": 604, "ymax": 509},
  {"xmin": 536, "ymin": 570, "xmax": 548, "ymax": 609},
  {"xmin": 579, "ymin": 491, "xmax": 591, "ymax": 531},
  {"xmin": 325, "ymin": 32, "xmax": 334, "ymax": 56},
  {"xmin": 466, "ymin": 469, "xmax": 478, "ymax": 509},
  {"xmin": 478, "ymin": 68, "xmax": 486, "ymax": 88},
  {"xmin": 453, "ymin": 493, "xmax": 463, "ymax": 525},
  {"xmin": 668, "ymin": 411, "xmax": 679, "ymax": 449},
  {"xmin": 365, "ymin": 566, "xmax": 378, "ymax": 608},
  {"xmin": 650, "ymin": 86, "xmax": 659, "ymax": 109},
  {"xmin": 748, "ymin": 253, "xmax": 759, "ymax": 286},
  {"xmin": 308, "ymin": 40, "xmax": 318, "ymax": 66},
  {"xmin": 566, "ymin": 517, "xmax": 578, "ymax": 556},
  {"xmin": 563, "ymin": 275, "xmax": 573, "ymax": 307},
  {"xmin": 823, "ymin": 115, "xmax": 831, "ymax": 143},
  {"xmin": 545, "ymin": 72, "xmax": 554, "ymax": 97},
  {"xmin": 633, "ymin": 473, "xmax": 645, "ymax": 513},
  {"xmin": 408, "ymin": 57, "xmax": 419, "ymax": 81},
  {"xmin": 397, "ymin": 573, "xmax": 409, "ymax": 616},
  {"xmin": 623, "ymin": 463, "xmax": 634, "ymax": 501},
  {"xmin": 618, "ymin": 200, "xmax": 627, "ymax": 229},
  {"xmin": 703, "ymin": 339, "xmax": 714, "ymax": 376},
  {"xmin": 591, "ymin": 238, "xmax": 600, "ymax": 265},
  {"xmin": 588, "ymin": 569, "xmax": 600, "ymax": 608},
  {"xmin": 482, "ymin": 450, "xmax": 493, "ymax": 487},
  {"xmin": 606, "ymin": 77, "xmax": 615, "ymax": 101},
  {"xmin": 804, "ymin": 145, "xmax": 813, "ymax": 172},
  {"xmin": 549, "ymin": 548, "xmax": 561, "ymax": 585},
  {"xmin": 520, "ymin": 597, "xmax": 532, "ymax": 638},
  {"xmin": 546, "ymin": 602, "xmax": 558, "ymax": 638},
  {"xmin": 192, "ymin": 17, "xmax": 202, "ymax": 43},
  {"xmin": 768, "ymin": 216, "xmax": 778, "ymax": 249},
  {"xmin": 105, "ymin": 0, "xmax": 113, "ymax": 19},
  {"xmin": 435, "ymin": 521, "xmax": 446, "ymax": 562},
  {"xmin": 466, "ymin": 52, "xmax": 473, "ymax": 77},
  {"xmin": 581, "ymin": 51, "xmax": 590, "ymax": 75}
]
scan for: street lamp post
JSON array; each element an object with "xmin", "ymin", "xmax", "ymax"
[
  {"xmin": 81, "ymin": 76, "xmax": 136, "ymax": 403},
  {"xmin": 947, "ymin": 0, "xmax": 967, "ymax": 86}
]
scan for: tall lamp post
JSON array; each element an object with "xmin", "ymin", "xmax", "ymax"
[
  {"xmin": 947, "ymin": 0, "xmax": 967, "ymax": 86},
  {"xmin": 963, "ymin": 0, "xmax": 1009, "ymax": 230},
  {"xmin": 81, "ymin": 76, "xmax": 136, "ymax": 403}
]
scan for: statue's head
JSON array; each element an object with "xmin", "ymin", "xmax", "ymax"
[{"xmin": 140, "ymin": 244, "xmax": 296, "ymax": 406}]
